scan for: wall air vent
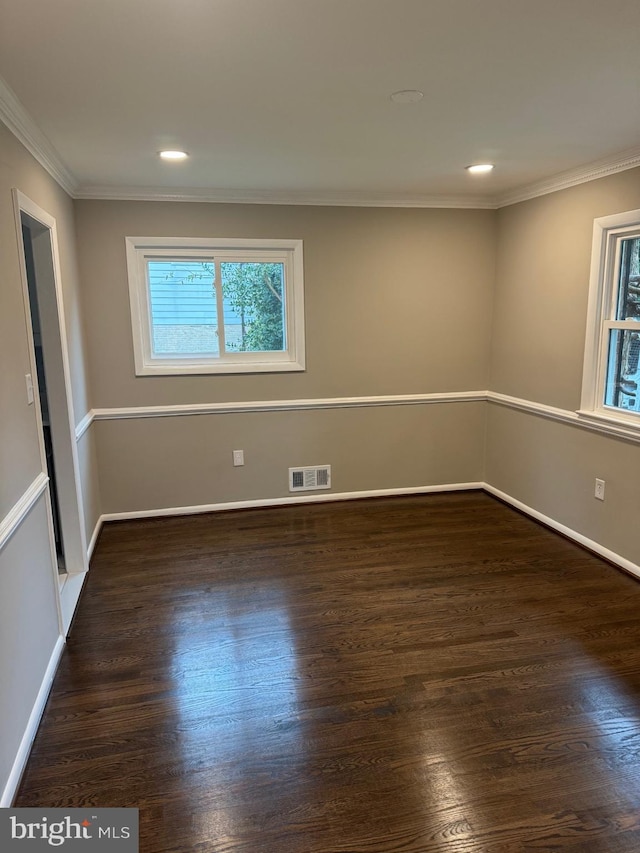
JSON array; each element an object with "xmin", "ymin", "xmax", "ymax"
[{"xmin": 289, "ymin": 465, "xmax": 331, "ymax": 492}]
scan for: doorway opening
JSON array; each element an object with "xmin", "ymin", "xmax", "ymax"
[
  {"xmin": 13, "ymin": 190, "xmax": 88, "ymax": 635},
  {"xmin": 21, "ymin": 218, "xmax": 66, "ymax": 573}
]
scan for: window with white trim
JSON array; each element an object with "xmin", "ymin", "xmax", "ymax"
[
  {"xmin": 581, "ymin": 209, "xmax": 640, "ymax": 425},
  {"xmin": 125, "ymin": 237, "xmax": 305, "ymax": 375}
]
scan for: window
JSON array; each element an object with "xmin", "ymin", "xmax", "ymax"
[
  {"xmin": 581, "ymin": 209, "xmax": 640, "ymax": 427},
  {"xmin": 125, "ymin": 237, "xmax": 305, "ymax": 375}
]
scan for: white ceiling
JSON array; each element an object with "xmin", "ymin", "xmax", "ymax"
[{"xmin": 0, "ymin": 0, "xmax": 639, "ymax": 206}]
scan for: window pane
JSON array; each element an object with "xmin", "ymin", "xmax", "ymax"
[
  {"xmin": 220, "ymin": 262, "xmax": 285, "ymax": 352},
  {"xmin": 605, "ymin": 329, "xmax": 640, "ymax": 412},
  {"xmin": 615, "ymin": 237, "xmax": 640, "ymax": 321},
  {"xmin": 147, "ymin": 260, "xmax": 219, "ymax": 355}
]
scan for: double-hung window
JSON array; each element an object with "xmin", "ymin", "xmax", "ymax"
[
  {"xmin": 581, "ymin": 209, "xmax": 640, "ymax": 427},
  {"xmin": 126, "ymin": 237, "xmax": 305, "ymax": 375}
]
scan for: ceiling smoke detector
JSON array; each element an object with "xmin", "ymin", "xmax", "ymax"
[{"xmin": 390, "ymin": 90, "xmax": 424, "ymax": 104}]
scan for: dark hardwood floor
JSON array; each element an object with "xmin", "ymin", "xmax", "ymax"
[{"xmin": 15, "ymin": 492, "xmax": 640, "ymax": 851}]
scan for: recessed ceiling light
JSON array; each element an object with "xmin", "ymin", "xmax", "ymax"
[
  {"xmin": 466, "ymin": 163, "xmax": 494, "ymax": 174},
  {"xmin": 390, "ymin": 90, "xmax": 424, "ymax": 104},
  {"xmin": 159, "ymin": 150, "xmax": 189, "ymax": 161}
]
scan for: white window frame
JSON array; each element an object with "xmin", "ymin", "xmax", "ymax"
[
  {"xmin": 125, "ymin": 236, "xmax": 305, "ymax": 375},
  {"xmin": 579, "ymin": 208, "xmax": 640, "ymax": 430}
]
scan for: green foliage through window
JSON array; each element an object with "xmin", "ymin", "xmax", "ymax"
[
  {"xmin": 221, "ymin": 262, "xmax": 285, "ymax": 352},
  {"xmin": 126, "ymin": 236, "xmax": 304, "ymax": 375}
]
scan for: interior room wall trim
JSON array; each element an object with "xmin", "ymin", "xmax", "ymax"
[
  {"xmin": 0, "ymin": 76, "xmax": 75, "ymax": 196},
  {"xmin": 2, "ymin": 74, "xmax": 640, "ymax": 210},
  {"xmin": 59, "ymin": 573, "xmax": 88, "ymax": 638},
  {"xmin": 75, "ymin": 411, "xmax": 93, "ymax": 441},
  {"xmin": 73, "ymin": 185, "xmax": 494, "ymax": 209},
  {"xmin": 74, "ymin": 391, "xmax": 487, "ymax": 438},
  {"xmin": 94, "ymin": 479, "xmax": 640, "ymax": 584},
  {"xmin": 99, "ymin": 481, "xmax": 485, "ymax": 523},
  {"xmin": 75, "ymin": 391, "xmax": 640, "ymax": 445},
  {"xmin": 484, "ymin": 484, "xmax": 640, "ymax": 581},
  {"xmin": 487, "ymin": 391, "xmax": 640, "ymax": 445},
  {"xmin": 76, "ymin": 146, "xmax": 640, "ymax": 209},
  {"xmin": 488, "ymin": 392, "xmax": 580, "ymax": 425},
  {"xmin": 495, "ymin": 145, "xmax": 640, "ymax": 208},
  {"xmin": 0, "ymin": 472, "xmax": 49, "ymax": 553},
  {"xmin": 0, "ymin": 635, "xmax": 65, "ymax": 807},
  {"xmin": 87, "ymin": 516, "xmax": 103, "ymax": 561}
]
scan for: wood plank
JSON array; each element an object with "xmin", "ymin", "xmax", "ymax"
[{"xmin": 15, "ymin": 492, "xmax": 640, "ymax": 852}]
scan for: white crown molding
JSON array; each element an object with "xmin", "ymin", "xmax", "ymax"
[
  {"xmin": 0, "ymin": 75, "xmax": 77, "ymax": 196},
  {"xmin": 1, "ymin": 67, "xmax": 637, "ymax": 214},
  {"xmin": 495, "ymin": 146, "xmax": 640, "ymax": 208},
  {"xmin": 69, "ymin": 147, "xmax": 640, "ymax": 210},
  {"xmin": 73, "ymin": 184, "xmax": 496, "ymax": 209}
]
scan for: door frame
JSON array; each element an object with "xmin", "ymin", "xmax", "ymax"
[{"xmin": 13, "ymin": 189, "xmax": 88, "ymax": 633}]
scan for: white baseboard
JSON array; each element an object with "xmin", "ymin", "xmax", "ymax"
[
  {"xmin": 59, "ymin": 572, "xmax": 88, "ymax": 636},
  {"xmin": 97, "ymin": 480, "xmax": 640, "ymax": 583},
  {"xmin": 1, "ymin": 635, "xmax": 65, "ymax": 807},
  {"xmin": 483, "ymin": 483, "xmax": 640, "ymax": 580},
  {"xmin": 4, "ymin": 480, "xmax": 637, "ymax": 808},
  {"xmin": 100, "ymin": 482, "xmax": 485, "ymax": 523},
  {"xmin": 87, "ymin": 516, "xmax": 103, "ymax": 561}
]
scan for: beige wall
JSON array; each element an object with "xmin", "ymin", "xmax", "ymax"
[
  {"xmin": 487, "ymin": 166, "xmax": 640, "ymax": 566},
  {"xmin": 77, "ymin": 427, "xmax": 101, "ymax": 545},
  {"xmin": 0, "ymin": 500, "xmax": 62, "ymax": 800},
  {"xmin": 4, "ymin": 110, "xmax": 640, "ymax": 802},
  {"xmin": 97, "ymin": 403, "xmax": 486, "ymax": 514},
  {"xmin": 0, "ymin": 125, "xmax": 56, "ymax": 515},
  {"xmin": 78, "ymin": 178, "xmax": 640, "ymax": 565},
  {"xmin": 0, "ymin": 122, "xmax": 98, "ymax": 802},
  {"xmin": 75, "ymin": 202, "xmax": 496, "ymax": 407},
  {"xmin": 0, "ymin": 123, "xmax": 99, "ymax": 537},
  {"xmin": 491, "ymin": 168, "xmax": 640, "ymax": 409},
  {"xmin": 76, "ymin": 201, "xmax": 496, "ymax": 512},
  {"xmin": 486, "ymin": 405, "xmax": 640, "ymax": 564}
]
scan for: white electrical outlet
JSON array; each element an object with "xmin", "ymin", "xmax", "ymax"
[
  {"xmin": 595, "ymin": 478, "xmax": 605, "ymax": 501},
  {"xmin": 233, "ymin": 449, "xmax": 244, "ymax": 467}
]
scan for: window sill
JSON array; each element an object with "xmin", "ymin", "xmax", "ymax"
[{"xmin": 134, "ymin": 359, "xmax": 305, "ymax": 376}]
